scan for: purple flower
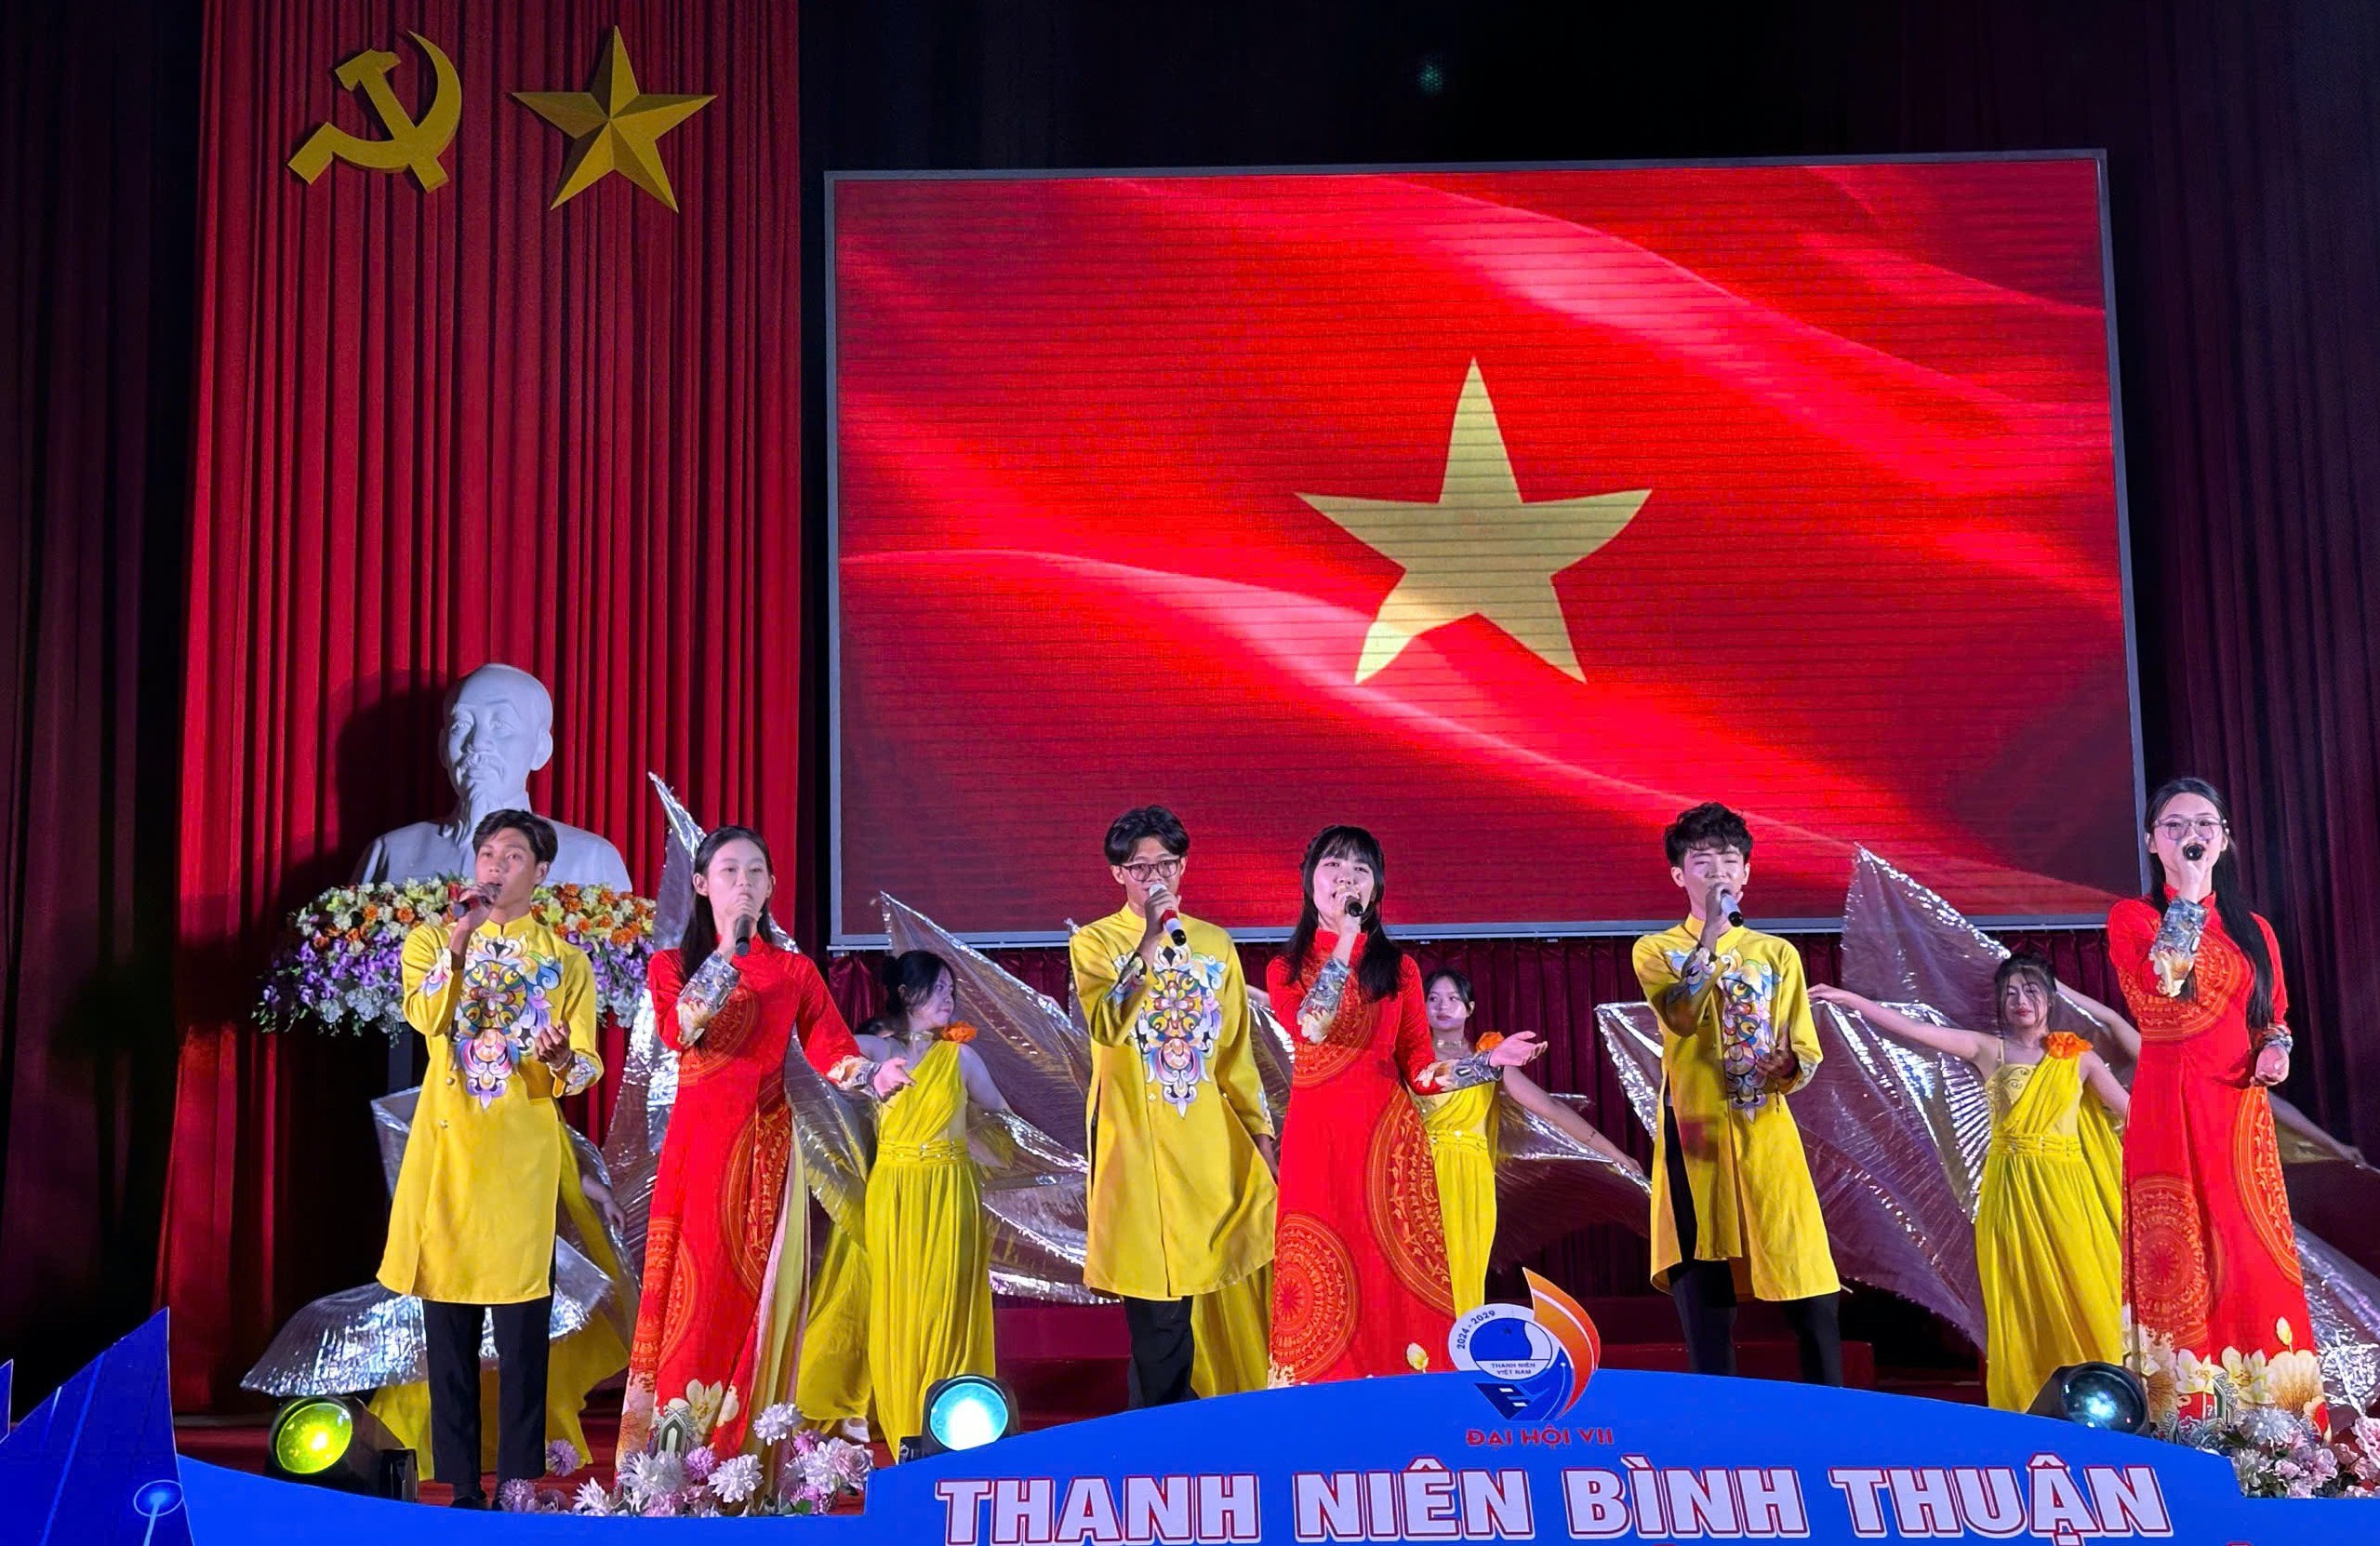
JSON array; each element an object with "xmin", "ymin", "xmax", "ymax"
[
  {"xmin": 546, "ymin": 1438, "xmax": 579, "ymax": 1476},
  {"xmin": 683, "ymin": 1446, "xmax": 719, "ymax": 1484},
  {"xmin": 498, "ymin": 1479, "xmax": 541, "ymax": 1513}
]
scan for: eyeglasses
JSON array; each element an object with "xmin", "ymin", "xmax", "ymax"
[
  {"xmin": 1120, "ymin": 858, "xmax": 1184, "ymax": 881},
  {"xmin": 2152, "ymin": 818, "xmax": 2226, "ymax": 841}
]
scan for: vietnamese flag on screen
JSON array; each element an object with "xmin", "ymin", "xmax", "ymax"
[{"xmin": 831, "ymin": 159, "xmax": 2140, "ymax": 941}]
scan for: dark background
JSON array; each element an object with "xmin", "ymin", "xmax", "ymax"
[{"xmin": 6, "ymin": 0, "xmax": 2377, "ymax": 1405}]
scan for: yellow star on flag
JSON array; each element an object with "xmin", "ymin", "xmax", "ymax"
[
  {"xmin": 1299, "ymin": 361, "xmax": 1650, "ymax": 684},
  {"xmin": 514, "ymin": 28, "xmax": 713, "ymax": 211}
]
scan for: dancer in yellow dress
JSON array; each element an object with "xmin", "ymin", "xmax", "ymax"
[
  {"xmin": 1815, "ymin": 953, "xmax": 2130, "ymax": 1409},
  {"xmin": 793, "ymin": 1213, "xmax": 871, "ymax": 1438},
  {"xmin": 1419, "ymin": 967, "xmax": 1633, "ymax": 1313},
  {"xmin": 865, "ymin": 951, "xmax": 1005, "ymax": 1451}
]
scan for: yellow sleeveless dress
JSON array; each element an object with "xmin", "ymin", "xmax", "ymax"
[
  {"xmin": 866, "ymin": 1038, "xmax": 996, "ymax": 1449},
  {"xmin": 1422, "ymin": 1083, "xmax": 1500, "ymax": 1314},
  {"xmin": 1976, "ymin": 1035, "xmax": 2124, "ymax": 1410},
  {"xmin": 794, "ymin": 1216, "xmax": 871, "ymax": 1426}
]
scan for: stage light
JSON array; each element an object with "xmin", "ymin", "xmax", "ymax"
[
  {"xmin": 265, "ymin": 1395, "xmax": 419, "ymax": 1499},
  {"xmin": 898, "ymin": 1375, "xmax": 1019, "ymax": 1462},
  {"xmin": 2028, "ymin": 1363, "xmax": 2149, "ymax": 1434},
  {"xmin": 272, "ymin": 1399, "xmax": 351, "ymax": 1474}
]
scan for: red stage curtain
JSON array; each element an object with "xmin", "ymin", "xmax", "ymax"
[
  {"xmin": 159, "ymin": 0, "xmax": 800, "ymax": 1409},
  {"xmin": 826, "ymin": 926, "xmax": 2114, "ymax": 1299}
]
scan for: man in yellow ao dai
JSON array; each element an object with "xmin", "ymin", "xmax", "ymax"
[
  {"xmin": 1632, "ymin": 803, "xmax": 1841, "ymax": 1384},
  {"xmin": 378, "ymin": 811, "xmax": 601, "ymax": 1507},
  {"xmin": 1070, "ymin": 806, "xmax": 1278, "ymax": 1406}
]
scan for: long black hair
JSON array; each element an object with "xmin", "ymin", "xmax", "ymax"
[
  {"xmin": 680, "ymin": 824, "xmax": 773, "ymax": 977},
  {"xmin": 863, "ymin": 950, "xmax": 952, "ymax": 1037},
  {"xmin": 2143, "ymin": 777, "xmax": 2277, "ymax": 1031},
  {"xmin": 1282, "ymin": 825, "xmax": 1405, "ymax": 1002}
]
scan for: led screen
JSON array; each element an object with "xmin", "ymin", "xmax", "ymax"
[{"xmin": 831, "ymin": 158, "xmax": 2138, "ymax": 942}]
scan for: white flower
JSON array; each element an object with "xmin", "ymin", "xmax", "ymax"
[
  {"xmin": 751, "ymin": 1402, "xmax": 801, "ymax": 1445},
  {"xmin": 623, "ymin": 1449, "xmax": 685, "ymax": 1504},
  {"xmin": 571, "ymin": 1479, "xmax": 614, "ymax": 1515},
  {"xmin": 709, "ymin": 1454, "xmax": 763, "ymax": 1504}
]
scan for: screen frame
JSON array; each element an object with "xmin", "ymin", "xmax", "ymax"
[{"xmin": 824, "ymin": 152, "xmax": 2147, "ymax": 949}]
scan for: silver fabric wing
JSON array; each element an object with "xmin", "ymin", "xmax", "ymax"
[
  {"xmin": 646, "ymin": 772, "xmax": 706, "ymax": 951},
  {"xmin": 883, "ymin": 893, "xmax": 1092, "ymax": 1150},
  {"xmin": 782, "ymin": 1024, "xmax": 875, "ymax": 1240},
  {"xmin": 241, "ymin": 1248, "xmax": 614, "ymax": 1398},
  {"xmin": 881, "ymin": 893, "xmax": 1107, "ymax": 1301},
  {"xmin": 598, "ymin": 993, "xmax": 674, "ymax": 1276},
  {"xmin": 243, "ymin": 1088, "xmax": 620, "ymax": 1397}
]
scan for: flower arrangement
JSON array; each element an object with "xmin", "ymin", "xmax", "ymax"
[
  {"xmin": 255, "ymin": 879, "xmax": 657, "ymax": 1034},
  {"xmin": 2177, "ymin": 1401, "xmax": 2380, "ymax": 1500},
  {"xmin": 528, "ymin": 1405, "xmax": 869, "ymax": 1518}
]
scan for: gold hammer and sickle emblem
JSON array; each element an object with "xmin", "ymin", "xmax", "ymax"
[{"xmin": 288, "ymin": 33, "xmax": 461, "ymax": 191}]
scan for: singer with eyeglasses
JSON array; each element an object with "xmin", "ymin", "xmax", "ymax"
[
  {"xmin": 376, "ymin": 810, "xmax": 601, "ymax": 1507},
  {"xmin": 617, "ymin": 825, "xmax": 912, "ymax": 1464},
  {"xmin": 2107, "ymin": 778, "xmax": 2326, "ymax": 1431},
  {"xmin": 1631, "ymin": 802, "xmax": 1842, "ymax": 1385},
  {"xmin": 1264, "ymin": 826, "xmax": 1543, "ymax": 1385},
  {"xmin": 1070, "ymin": 806, "xmax": 1280, "ymax": 1407}
]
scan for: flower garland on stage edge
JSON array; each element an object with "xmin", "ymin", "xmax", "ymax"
[
  {"xmin": 254, "ymin": 880, "xmax": 658, "ymax": 1034},
  {"xmin": 2172, "ymin": 1392, "xmax": 2380, "ymax": 1499},
  {"xmin": 524, "ymin": 1406, "xmax": 868, "ymax": 1517}
]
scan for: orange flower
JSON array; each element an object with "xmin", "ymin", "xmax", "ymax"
[
  {"xmin": 1475, "ymin": 1032, "xmax": 1506, "ymax": 1054},
  {"xmin": 361, "ymin": 905, "xmax": 379, "ymax": 922},
  {"xmin": 944, "ymin": 1021, "xmax": 979, "ymax": 1045},
  {"xmin": 395, "ymin": 906, "xmax": 416, "ymax": 924}
]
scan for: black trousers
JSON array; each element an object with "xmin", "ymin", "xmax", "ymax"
[
  {"xmin": 1663, "ymin": 1102, "xmax": 1842, "ymax": 1385},
  {"xmin": 422, "ymin": 1296, "xmax": 552, "ymax": 1499},
  {"xmin": 1122, "ymin": 1295, "xmax": 1197, "ymax": 1407}
]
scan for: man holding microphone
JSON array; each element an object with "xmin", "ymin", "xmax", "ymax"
[
  {"xmin": 1631, "ymin": 802, "xmax": 1842, "ymax": 1385},
  {"xmin": 1070, "ymin": 806, "xmax": 1279, "ymax": 1406},
  {"xmin": 377, "ymin": 810, "xmax": 601, "ymax": 1505}
]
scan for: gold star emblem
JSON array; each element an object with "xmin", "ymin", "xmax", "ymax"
[
  {"xmin": 513, "ymin": 28, "xmax": 713, "ymax": 211},
  {"xmin": 1299, "ymin": 361, "xmax": 1649, "ymax": 684}
]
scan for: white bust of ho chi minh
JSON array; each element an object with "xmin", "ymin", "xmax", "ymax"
[{"xmin": 353, "ymin": 662, "xmax": 633, "ymax": 890}]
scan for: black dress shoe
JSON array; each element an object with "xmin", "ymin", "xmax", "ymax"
[{"xmin": 449, "ymin": 1493, "xmax": 488, "ymax": 1509}]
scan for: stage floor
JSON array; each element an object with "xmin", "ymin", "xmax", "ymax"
[{"xmin": 176, "ymin": 1298, "xmax": 1974, "ymax": 1504}]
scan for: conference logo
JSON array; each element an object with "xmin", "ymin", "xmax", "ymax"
[{"xmin": 1447, "ymin": 1270, "xmax": 1602, "ymax": 1421}]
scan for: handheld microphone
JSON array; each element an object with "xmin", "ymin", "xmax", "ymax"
[
  {"xmin": 1149, "ymin": 886, "xmax": 1188, "ymax": 950},
  {"xmin": 733, "ymin": 915, "xmax": 757, "ymax": 958},
  {"xmin": 2181, "ymin": 841, "xmax": 2207, "ymax": 863},
  {"xmin": 1715, "ymin": 887, "xmax": 1745, "ymax": 927},
  {"xmin": 448, "ymin": 883, "xmax": 492, "ymax": 918}
]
